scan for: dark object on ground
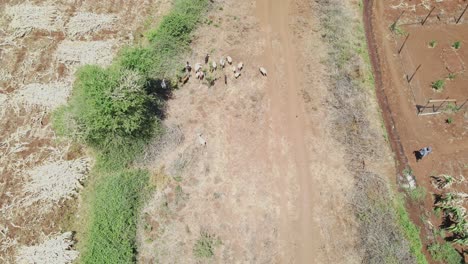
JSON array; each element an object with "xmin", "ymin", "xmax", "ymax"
[{"xmin": 414, "ymin": 146, "xmax": 432, "ymax": 162}]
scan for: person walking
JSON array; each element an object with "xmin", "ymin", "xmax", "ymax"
[{"xmin": 415, "ymin": 146, "xmax": 432, "ymax": 162}]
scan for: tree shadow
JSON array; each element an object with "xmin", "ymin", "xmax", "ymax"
[{"xmin": 146, "ymin": 78, "xmax": 174, "ymax": 120}]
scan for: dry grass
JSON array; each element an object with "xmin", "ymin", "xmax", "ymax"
[
  {"xmin": 0, "ymin": 0, "xmax": 162, "ymax": 260},
  {"xmin": 55, "ymin": 40, "xmax": 116, "ymax": 68},
  {"xmin": 319, "ymin": 0, "xmax": 424, "ymax": 263},
  {"xmin": 15, "ymin": 232, "xmax": 78, "ymax": 264},
  {"xmin": 12, "ymin": 82, "xmax": 72, "ymax": 109},
  {"xmin": 66, "ymin": 12, "xmax": 116, "ymax": 38},
  {"xmin": 5, "ymin": 4, "xmax": 64, "ymax": 31},
  {"xmin": 22, "ymin": 158, "xmax": 91, "ymax": 208}
]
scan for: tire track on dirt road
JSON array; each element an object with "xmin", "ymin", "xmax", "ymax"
[{"xmin": 255, "ymin": 0, "xmax": 359, "ymax": 262}]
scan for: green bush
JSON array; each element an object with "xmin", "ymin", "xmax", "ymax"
[
  {"xmin": 68, "ymin": 65, "xmax": 156, "ymax": 148},
  {"xmin": 143, "ymin": 0, "xmax": 209, "ymax": 77},
  {"xmin": 452, "ymin": 41, "xmax": 461, "ymax": 50},
  {"xmin": 431, "ymin": 80, "xmax": 445, "ymax": 91},
  {"xmin": 395, "ymin": 196, "xmax": 428, "ymax": 264},
  {"xmin": 428, "ymin": 40, "xmax": 437, "ymax": 48},
  {"xmin": 428, "ymin": 242, "xmax": 462, "ymax": 264},
  {"xmin": 119, "ymin": 47, "xmax": 155, "ymax": 76},
  {"xmin": 193, "ymin": 230, "xmax": 220, "ymax": 259},
  {"xmin": 408, "ymin": 186, "xmax": 427, "ymax": 203},
  {"xmin": 81, "ymin": 170, "xmax": 149, "ymax": 264}
]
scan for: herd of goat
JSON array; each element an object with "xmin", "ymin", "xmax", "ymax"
[{"xmin": 182, "ymin": 54, "xmax": 268, "ymax": 85}]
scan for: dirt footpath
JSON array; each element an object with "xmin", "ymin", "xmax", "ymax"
[{"xmin": 138, "ymin": 0, "xmax": 364, "ymax": 263}]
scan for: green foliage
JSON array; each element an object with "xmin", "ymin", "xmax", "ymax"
[
  {"xmin": 119, "ymin": 47, "xmax": 155, "ymax": 76},
  {"xmin": 81, "ymin": 170, "xmax": 149, "ymax": 264},
  {"xmin": 143, "ymin": 0, "xmax": 209, "ymax": 77},
  {"xmin": 444, "ymin": 102, "xmax": 459, "ymax": 113},
  {"xmin": 431, "ymin": 79, "xmax": 445, "ymax": 91},
  {"xmin": 52, "ymin": 105, "xmax": 73, "ymax": 137},
  {"xmin": 452, "ymin": 41, "xmax": 461, "ymax": 50},
  {"xmin": 193, "ymin": 230, "xmax": 220, "ymax": 259},
  {"xmin": 389, "ymin": 22, "xmax": 406, "ymax": 35},
  {"xmin": 394, "ymin": 196, "xmax": 429, "ymax": 264},
  {"xmin": 447, "ymin": 73, "xmax": 456, "ymax": 80},
  {"xmin": 408, "ymin": 186, "xmax": 427, "ymax": 203},
  {"xmin": 428, "ymin": 40, "xmax": 437, "ymax": 48},
  {"xmin": 51, "ymin": 0, "xmax": 210, "ymax": 263},
  {"xmin": 427, "ymin": 242, "xmax": 462, "ymax": 264},
  {"xmin": 446, "ymin": 117, "xmax": 453, "ymax": 124},
  {"xmin": 67, "ymin": 66, "xmax": 156, "ymax": 149},
  {"xmin": 403, "ymin": 167, "xmax": 413, "ymax": 177}
]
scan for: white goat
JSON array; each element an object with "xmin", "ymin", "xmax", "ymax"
[
  {"xmin": 196, "ymin": 71, "xmax": 205, "ymax": 80},
  {"xmin": 195, "ymin": 63, "xmax": 202, "ymax": 73},
  {"xmin": 197, "ymin": 133, "xmax": 207, "ymax": 146},
  {"xmin": 220, "ymin": 58, "xmax": 225, "ymax": 68},
  {"xmin": 226, "ymin": 56, "xmax": 233, "ymax": 64},
  {"xmin": 237, "ymin": 62, "xmax": 243, "ymax": 71},
  {"xmin": 259, "ymin": 67, "xmax": 267, "ymax": 76},
  {"xmin": 235, "ymin": 72, "xmax": 241, "ymax": 79}
]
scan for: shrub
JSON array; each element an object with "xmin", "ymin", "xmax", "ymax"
[
  {"xmin": 389, "ymin": 22, "xmax": 406, "ymax": 35},
  {"xmin": 395, "ymin": 196, "xmax": 428, "ymax": 264},
  {"xmin": 81, "ymin": 170, "xmax": 149, "ymax": 264},
  {"xmin": 144, "ymin": 0, "xmax": 209, "ymax": 78},
  {"xmin": 444, "ymin": 103, "xmax": 459, "ymax": 113},
  {"xmin": 119, "ymin": 47, "xmax": 155, "ymax": 76},
  {"xmin": 452, "ymin": 41, "xmax": 461, "ymax": 50},
  {"xmin": 446, "ymin": 117, "xmax": 453, "ymax": 124},
  {"xmin": 67, "ymin": 65, "xmax": 156, "ymax": 148},
  {"xmin": 193, "ymin": 230, "xmax": 220, "ymax": 259},
  {"xmin": 408, "ymin": 186, "xmax": 427, "ymax": 203},
  {"xmin": 431, "ymin": 80, "xmax": 445, "ymax": 91},
  {"xmin": 427, "ymin": 242, "xmax": 462, "ymax": 264},
  {"xmin": 428, "ymin": 40, "xmax": 437, "ymax": 48}
]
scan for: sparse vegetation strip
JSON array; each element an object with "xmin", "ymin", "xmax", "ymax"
[
  {"xmin": 53, "ymin": 0, "xmax": 210, "ymax": 263},
  {"xmin": 320, "ymin": 0, "xmax": 427, "ymax": 263}
]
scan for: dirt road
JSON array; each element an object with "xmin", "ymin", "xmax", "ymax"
[
  {"xmin": 254, "ymin": 0, "xmax": 329, "ymax": 261},
  {"xmin": 139, "ymin": 0, "xmax": 362, "ymax": 263}
]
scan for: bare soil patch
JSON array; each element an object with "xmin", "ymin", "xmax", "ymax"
[{"xmin": 367, "ymin": 0, "xmax": 468, "ymax": 261}]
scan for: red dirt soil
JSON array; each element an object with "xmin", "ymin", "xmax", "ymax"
[{"xmin": 364, "ymin": 0, "xmax": 468, "ymax": 262}]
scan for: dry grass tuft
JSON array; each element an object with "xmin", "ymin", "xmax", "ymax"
[
  {"xmin": 22, "ymin": 158, "xmax": 91, "ymax": 208},
  {"xmin": 66, "ymin": 12, "xmax": 116, "ymax": 38},
  {"xmin": 15, "ymin": 232, "xmax": 78, "ymax": 264}
]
